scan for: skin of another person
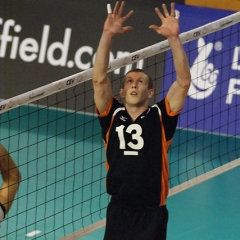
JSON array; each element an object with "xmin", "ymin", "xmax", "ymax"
[{"xmin": 0, "ymin": 144, "xmax": 21, "ymax": 215}]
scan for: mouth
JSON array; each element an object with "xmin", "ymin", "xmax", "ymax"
[{"xmin": 130, "ymin": 91, "xmax": 137, "ymax": 96}]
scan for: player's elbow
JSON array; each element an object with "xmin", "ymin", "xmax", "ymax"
[
  {"xmin": 93, "ymin": 74, "xmax": 108, "ymax": 86},
  {"xmin": 10, "ymin": 168, "xmax": 21, "ymax": 186},
  {"xmin": 176, "ymin": 78, "xmax": 191, "ymax": 89},
  {"xmin": 17, "ymin": 169, "xmax": 22, "ymax": 184},
  {"xmin": 16, "ymin": 169, "xmax": 21, "ymax": 185},
  {"xmin": 176, "ymin": 69, "xmax": 191, "ymax": 87}
]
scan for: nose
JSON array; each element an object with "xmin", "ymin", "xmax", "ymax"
[{"xmin": 131, "ymin": 82, "xmax": 137, "ymax": 88}]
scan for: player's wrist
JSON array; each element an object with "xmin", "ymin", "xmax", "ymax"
[
  {"xmin": 167, "ymin": 35, "xmax": 180, "ymax": 42},
  {"xmin": 102, "ymin": 29, "xmax": 115, "ymax": 39}
]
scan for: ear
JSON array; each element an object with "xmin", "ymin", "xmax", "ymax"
[
  {"xmin": 148, "ymin": 89, "xmax": 154, "ymax": 99},
  {"xmin": 120, "ymin": 88, "xmax": 125, "ymax": 98}
]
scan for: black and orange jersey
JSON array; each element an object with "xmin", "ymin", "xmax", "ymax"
[{"xmin": 97, "ymin": 97, "xmax": 179, "ymax": 207}]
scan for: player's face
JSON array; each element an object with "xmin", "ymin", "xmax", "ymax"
[{"xmin": 120, "ymin": 71, "xmax": 153, "ymax": 107}]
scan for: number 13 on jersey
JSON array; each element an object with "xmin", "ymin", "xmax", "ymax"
[{"xmin": 116, "ymin": 124, "xmax": 144, "ymax": 156}]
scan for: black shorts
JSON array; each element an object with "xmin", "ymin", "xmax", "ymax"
[{"xmin": 103, "ymin": 200, "xmax": 169, "ymax": 240}]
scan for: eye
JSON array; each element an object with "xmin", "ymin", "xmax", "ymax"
[{"xmin": 138, "ymin": 79, "xmax": 146, "ymax": 85}]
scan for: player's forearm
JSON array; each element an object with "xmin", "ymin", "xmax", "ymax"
[
  {"xmin": 1, "ymin": 158, "xmax": 21, "ymax": 185},
  {"xmin": 0, "ymin": 158, "xmax": 21, "ymax": 214},
  {"xmin": 1, "ymin": 173, "xmax": 21, "ymax": 214},
  {"xmin": 168, "ymin": 36, "xmax": 191, "ymax": 87},
  {"xmin": 93, "ymin": 31, "xmax": 113, "ymax": 84}
]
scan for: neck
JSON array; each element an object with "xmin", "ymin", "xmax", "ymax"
[{"xmin": 125, "ymin": 104, "xmax": 148, "ymax": 121}]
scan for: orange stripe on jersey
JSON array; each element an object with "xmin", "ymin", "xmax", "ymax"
[
  {"xmin": 97, "ymin": 97, "xmax": 116, "ymax": 172},
  {"xmin": 159, "ymin": 113, "xmax": 169, "ymax": 206},
  {"xmin": 105, "ymin": 113, "xmax": 118, "ymax": 172},
  {"xmin": 164, "ymin": 97, "xmax": 181, "ymax": 116},
  {"xmin": 159, "ymin": 98, "xmax": 178, "ymax": 206},
  {"xmin": 96, "ymin": 97, "xmax": 114, "ymax": 117}
]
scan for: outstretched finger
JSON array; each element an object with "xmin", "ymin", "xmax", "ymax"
[
  {"xmin": 118, "ymin": 1, "xmax": 125, "ymax": 16},
  {"xmin": 107, "ymin": 4, "xmax": 112, "ymax": 14},
  {"xmin": 123, "ymin": 10, "xmax": 134, "ymax": 21},
  {"xmin": 154, "ymin": 7, "xmax": 164, "ymax": 20},
  {"xmin": 113, "ymin": 1, "xmax": 120, "ymax": 15},
  {"xmin": 170, "ymin": 2, "xmax": 175, "ymax": 17},
  {"xmin": 161, "ymin": 4, "xmax": 169, "ymax": 17},
  {"xmin": 175, "ymin": 10, "xmax": 180, "ymax": 19}
]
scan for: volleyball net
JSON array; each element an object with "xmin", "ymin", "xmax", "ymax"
[{"xmin": 0, "ymin": 11, "xmax": 240, "ymax": 239}]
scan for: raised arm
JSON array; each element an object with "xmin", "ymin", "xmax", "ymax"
[
  {"xmin": 0, "ymin": 145, "xmax": 21, "ymax": 215},
  {"xmin": 149, "ymin": 2, "xmax": 191, "ymax": 113},
  {"xmin": 92, "ymin": 1, "xmax": 134, "ymax": 114}
]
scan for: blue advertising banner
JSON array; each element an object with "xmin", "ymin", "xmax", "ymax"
[{"xmin": 161, "ymin": 4, "xmax": 239, "ymax": 136}]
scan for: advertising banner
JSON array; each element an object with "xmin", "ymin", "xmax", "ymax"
[
  {"xmin": 1, "ymin": 1, "xmax": 239, "ymax": 136},
  {"xmin": 161, "ymin": 4, "xmax": 239, "ymax": 136},
  {"xmin": 0, "ymin": 0, "xmax": 167, "ymax": 99}
]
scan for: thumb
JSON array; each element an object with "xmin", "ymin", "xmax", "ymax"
[
  {"xmin": 149, "ymin": 25, "xmax": 159, "ymax": 31},
  {"xmin": 123, "ymin": 26, "xmax": 134, "ymax": 32}
]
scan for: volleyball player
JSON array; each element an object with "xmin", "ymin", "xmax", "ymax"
[
  {"xmin": 92, "ymin": 1, "xmax": 191, "ymax": 239},
  {"xmin": 0, "ymin": 144, "xmax": 21, "ymax": 224}
]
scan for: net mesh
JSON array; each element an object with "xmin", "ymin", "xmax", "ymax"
[{"xmin": 0, "ymin": 11, "xmax": 240, "ymax": 239}]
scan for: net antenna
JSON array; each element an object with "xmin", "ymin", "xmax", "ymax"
[{"xmin": 0, "ymin": 10, "xmax": 240, "ymax": 240}]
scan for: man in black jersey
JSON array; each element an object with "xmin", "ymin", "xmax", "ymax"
[
  {"xmin": 0, "ymin": 144, "xmax": 21, "ymax": 224},
  {"xmin": 92, "ymin": 1, "xmax": 191, "ymax": 239}
]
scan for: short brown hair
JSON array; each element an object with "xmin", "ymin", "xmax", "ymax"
[{"xmin": 121, "ymin": 68, "xmax": 153, "ymax": 89}]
